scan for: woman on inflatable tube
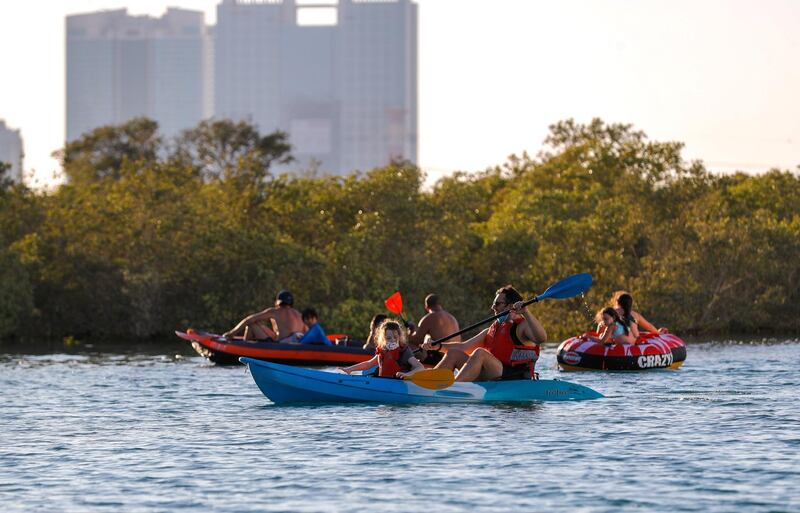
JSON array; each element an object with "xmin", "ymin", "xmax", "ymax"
[
  {"xmin": 557, "ymin": 292, "xmax": 687, "ymax": 371},
  {"xmin": 611, "ymin": 291, "xmax": 668, "ymax": 337}
]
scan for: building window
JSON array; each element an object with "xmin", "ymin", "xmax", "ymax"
[{"xmin": 296, "ymin": 7, "xmax": 338, "ymax": 26}]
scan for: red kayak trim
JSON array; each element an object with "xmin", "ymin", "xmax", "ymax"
[{"xmin": 177, "ymin": 329, "xmax": 373, "ymax": 366}]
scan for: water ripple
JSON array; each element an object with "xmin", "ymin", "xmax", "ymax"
[{"xmin": 1, "ymin": 342, "xmax": 799, "ymax": 512}]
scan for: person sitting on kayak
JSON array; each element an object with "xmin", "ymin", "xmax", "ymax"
[
  {"xmin": 341, "ymin": 320, "xmax": 423, "ymax": 378},
  {"xmin": 407, "ymin": 293, "xmax": 460, "ymax": 364},
  {"xmin": 419, "ymin": 285, "xmax": 547, "ymax": 382},
  {"xmin": 586, "ymin": 307, "xmax": 636, "ymax": 345},
  {"xmin": 611, "ymin": 291, "xmax": 668, "ymax": 335},
  {"xmin": 298, "ymin": 308, "xmax": 333, "ymax": 346},
  {"xmin": 362, "ymin": 313, "xmax": 388, "ymax": 350},
  {"xmin": 223, "ymin": 290, "xmax": 307, "ymax": 343}
]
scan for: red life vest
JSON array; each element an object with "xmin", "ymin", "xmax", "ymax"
[
  {"xmin": 484, "ymin": 317, "xmax": 540, "ymax": 371},
  {"xmin": 377, "ymin": 346, "xmax": 406, "ymax": 377}
]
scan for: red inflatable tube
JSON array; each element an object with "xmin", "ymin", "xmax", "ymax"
[{"xmin": 557, "ymin": 332, "xmax": 687, "ymax": 371}]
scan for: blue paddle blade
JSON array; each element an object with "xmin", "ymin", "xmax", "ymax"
[{"xmin": 537, "ymin": 273, "xmax": 593, "ymax": 300}]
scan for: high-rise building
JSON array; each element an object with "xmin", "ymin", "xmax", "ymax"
[
  {"xmin": 0, "ymin": 120, "xmax": 24, "ymax": 183},
  {"xmin": 215, "ymin": 0, "xmax": 417, "ymax": 175},
  {"xmin": 66, "ymin": 8, "xmax": 211, "ymax": 142}
]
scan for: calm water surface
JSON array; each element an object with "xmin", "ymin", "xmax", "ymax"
[{"xmin": 2, "ymin": 339, "xmax": 799, "ymax": 513}]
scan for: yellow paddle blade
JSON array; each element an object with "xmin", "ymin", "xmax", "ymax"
[{"xmin": 408, "ymin": 368, "xmax": 455, "ymax": 390}]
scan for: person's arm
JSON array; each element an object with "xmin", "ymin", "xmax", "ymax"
[
  {"xmin": 397, "ymin": 356, "xmax": 425, "ymax": 378},
  {"xmin": 598, "ymin": 325, "xmax": 613, "ymax": 344},
  {"xmin": 224, "ymin": 307, "xmax": 275, "ymax": 337},
  {"xmin": 408, "ymin": 313, "xmax": 432, "ymax": 345},
  {"xmin": 423, "ymin": 328, "xmax": 488, "ymax": 354},
  {"xmin": 340, "ymin": 355, "xmax": 379, "ymax": 374},
  {"xmin": 633, "ymin": 310, "xmax": 659, "ymax": 334},
  {"xmin": 628, "ymin": 320, "xmax": 640, "ymax": 339},
  {"xmin": 511, "ymin": 301, "xmax": 547, "ymax": 344},
  {"xmin": 579, "ymin": 332, "xmax": 603, "ymax": 344}
]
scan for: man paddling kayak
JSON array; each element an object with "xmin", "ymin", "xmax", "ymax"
[{"xmin": 415, "ymin": 285, "xmax": 547, "ymax": 382}]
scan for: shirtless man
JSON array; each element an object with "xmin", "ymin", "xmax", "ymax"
[
  {"xmin": 408, "ymin": 294, "xmax": 460, "ymax": 363},
  {"xmin": 224, "ymin": 290, "xmax": 307, "ymax": 343}
]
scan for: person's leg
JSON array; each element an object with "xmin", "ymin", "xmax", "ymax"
[
  {"xmin": 277, "ymin": 332, "xmax": 305, "ymax": 344},
  {"xmin": 455, "ymin": 348, "xmax": 503, "ymax": 382},
  {"xmin": 244, "ymin": 322, "xmax": 276, "ymax": 341},
  {"xmin": 300, "ymin": 324, "xmax": 331, "ymax": 345},
  {"xmin": 434, "ymin": 348, "xmax": 468, "ymax": 371}
]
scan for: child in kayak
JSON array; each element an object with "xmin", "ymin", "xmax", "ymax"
[{"xmin": 341, "ymin": 319, "xmax": 424, "ymax": 378}]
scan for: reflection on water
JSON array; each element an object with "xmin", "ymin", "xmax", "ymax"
[
  {"xmin": 1, "ymin": 339, "xmax": 799, "ymax": 513},
  {"xmin": 0, "ymin": 337, "xmax": 195, "ymax": 360}
]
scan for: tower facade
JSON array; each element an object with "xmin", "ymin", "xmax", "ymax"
[
  {"xmin": 214, "ymin": 0, "xmax": 417, "ymax": 174},
  {"xmin": 66, "ymin": 8, "xmax": 211, "ymax": 141},
  {"xmin": 0, "ymin": 120, "xmax": 24, "ymax": 183}
]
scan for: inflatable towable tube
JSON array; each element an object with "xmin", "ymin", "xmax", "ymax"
[{"xmin": 557, "ymin": 332, "xmax": 687, "ymax": 371}]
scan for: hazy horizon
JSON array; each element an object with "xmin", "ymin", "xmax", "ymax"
[{"xmin": 1, "ymin": 0, "xmax": 798, "ymax": 188}]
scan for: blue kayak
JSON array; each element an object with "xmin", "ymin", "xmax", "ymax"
[{"xmin": 241, "ymin": 357, "xmax": 603, "ymax": 404}]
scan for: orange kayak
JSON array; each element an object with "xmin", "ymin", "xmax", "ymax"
[{"xmin": 177, "ymin": 329, "xmax": 372, "ymax": 366}]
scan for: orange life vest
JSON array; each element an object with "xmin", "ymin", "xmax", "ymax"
[
  {"xmin": 484, "ymin": 317, "xmax": 540, "ymax": 371},
  {"xmin": 377, "ymin": 346, "xmax": 407, "ymax": 377}
]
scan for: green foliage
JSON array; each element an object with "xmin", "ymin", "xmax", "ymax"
[
  {"xmin": 173, "ymin": 118, "xmax": 293, "ymax": 183},
  {"xmin": 0, "ymin": 242, "xmax": 33, "ymax": 337},
  {"xmin": 54, "ymin": 117, "xmax": 161, "ymax": 184},
  {"xmin": 0, "ymin": 161, "xmax": 12, "ymax": 185},
  {"xmin": 1, "ymin": 118, "xmax": 798, "ymax": 345}
]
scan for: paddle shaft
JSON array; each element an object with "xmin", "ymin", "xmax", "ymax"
[
  {"xmin": 432, "ymin": 296, "xmax": 540, "ymax": 347},
  {"xmin": 428, "ymin": 273, "xmax": 592, "ymax": 350}
]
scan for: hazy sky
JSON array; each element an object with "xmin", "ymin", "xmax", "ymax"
[{"xmin": 1, "ymin": 0, "xmax": 798, "ymax": 187}]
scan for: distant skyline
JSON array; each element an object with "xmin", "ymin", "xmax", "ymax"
[
  {"xmin": 1, "ymin": 0, "xmax": 798, "ymax": 187},
  {"xmin": 66, "ymin": 7, "xmax": 211, "ymax": 141},
  {"xmin": 0, "ymin": 119, "xmax": 24, "ymax": 182}
]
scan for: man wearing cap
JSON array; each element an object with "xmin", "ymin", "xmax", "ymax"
[{"xmin": 223, "ymin": 290, "xmax": 307, "ymax": 343}]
